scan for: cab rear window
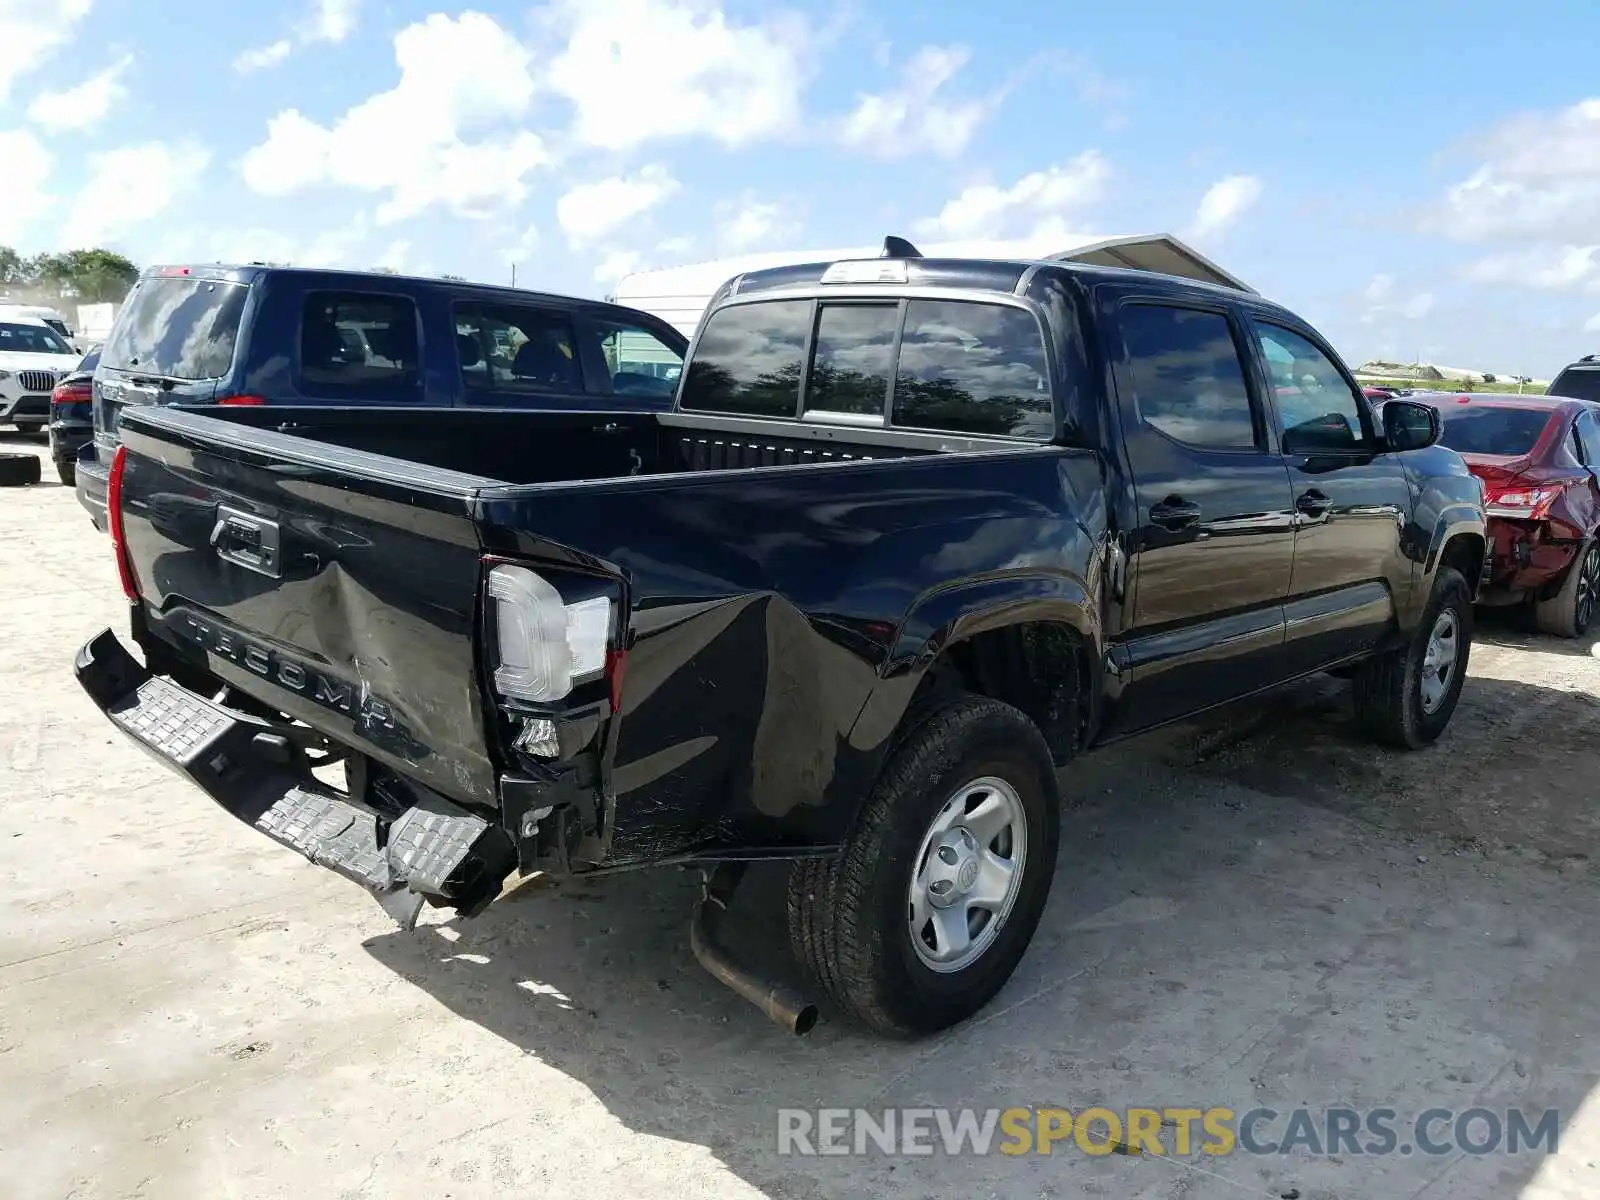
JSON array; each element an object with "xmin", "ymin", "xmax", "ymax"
[
  {"xmin": 101, "ymin": 277, "xmax": 249, "ymax": 380},
  {"xmin": 681, "ymin": 296, "xmax": 1053, "ymax": 437}
]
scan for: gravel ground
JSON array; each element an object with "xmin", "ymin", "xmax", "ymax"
[{"xmin": 0, "ymin": 431, "xmax": 1596, "ymax": 1200}]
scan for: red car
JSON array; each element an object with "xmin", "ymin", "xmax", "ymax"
[{"xmin": 1410, "ymin": 392, "xmax": 1600, "ymax": 636}]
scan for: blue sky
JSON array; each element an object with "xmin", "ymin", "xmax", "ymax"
[{"xmin": 3, "ymin": 0, "xmax": 1599, "ymax": 377}]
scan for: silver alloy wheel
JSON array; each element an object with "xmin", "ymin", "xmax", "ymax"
[
  {"xmin": 1420, "ymin": 608, "xmax": 1460, "ymax": 715},
  {"xmin": 907, "ymin": 775, "xmax": 1028, "ymax": 974}
]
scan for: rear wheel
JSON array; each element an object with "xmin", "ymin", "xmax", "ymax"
[
  {"xmin": 786, "ymin": 694, "xmax": 1060, "ymax": 1037},
  {"xmin": 1534, "ymin": 538, "xmax": 1600, "ymax": 638},
  {"xmin": 1352, "ymin": 566, "xmax": 1472, "ymax": 749},
  {"xmin": 54, "ymin": 459, "xmax": 75, "ymax": 487}
]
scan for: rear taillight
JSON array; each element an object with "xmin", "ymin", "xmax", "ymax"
[
  {"xmin": 51, "ymin": 382, "xmax": 90, "ymax": 405},
  {"xmin": 218, "ymin": 394, "xmax": 266, "ymax": 406},
  {"xmin": 1484, "ymin": 483, "xmax": 1563, "ymax": 519},
  {"xmin": 107, "ymin": 445, "xmax": 141, "ymax": 601},
  {"xmin": 485, "ymin": 563, "xmax": 617, "ymax": 706}
]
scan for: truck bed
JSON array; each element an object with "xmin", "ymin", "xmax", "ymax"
[{"xmin": 201, "ymin": 405, "xmax": 938, "ymax": 485}]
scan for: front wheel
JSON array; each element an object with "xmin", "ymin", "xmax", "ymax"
[
  {"xmin": 786, "ymin": 695, "xmax": 1060, "ymax": 1037},
  {"xmin": 1534, "ymin": 538, "xmax": 1599, "ymax": 638},
  {"xmin": 1352, "ymin": 566, "xmax": 1472, "ymax": 749}
]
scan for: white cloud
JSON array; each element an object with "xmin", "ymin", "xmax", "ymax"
[
  {"xmin": 915, "ymin": 152, "xmax": 1111, "ymax": 240},
  {"xmin": 27, "ymin": 55, "xmax": 132, "ymax": 131},
  {"xmin": 839, "ymin": 45, "xmax": 994, "ymax": 159},
  {"xmin": 235, "ymin": 0, "xmax": 361, "ymax": 73},
  {"xmin": 594, "ymin": 249, "xmax": 644, "ymax": 285},
  {"xmin": 713, "ymin": 195, "xmax": 800, "ymax": 252},
  {"xmin": 1585, "ymin": 312, "xmax": 1600, "ymax": 333},
  {"xmin": 235, "ymin": 40, "xmax": 292, "ymax": 73},
  {"xmin": 502, "ymin": 224, "xmax": 540, "ymax": 266},
  {"xmin": 0, "ymin": 131, "xmax": 55, "ymax": 244},
  {"xmin": 1434, "ymin": 99, "xmax": 1600, "ymax": 244},
  {"xmin": 1186, "ymin": 174, "xmax": 1263, "ymax": 240},
  {"xmin": 306, "ymin": 0, "xmax": 360, "ymax": 43},
  {"xmin": 543, "ymin": 0, "xmax": 809, "ymax": 150},
  {"xmin": 64, "ymin": 141, "xmax": 210, "ymax": 245},
  {"xmin": 0, "ymin": 0, "xmax": 92, "ymax": 102},
  {"xmin": 1461, "ymin": 245, "xmax": 1600, "ymax": 292},
  {"xmin": 556, "ymin": 166, "xmax": 679, "ymax": 247},
  {"xmin": 1358, "ymin": 272, "xmax": 1434, "ymax": 326},
  {"xmin": 239, "ymin": 12, "xmax": 546, "ymax": 224},
  {"xmin": 656, "ymin": 235, "xmax": 695, "ymax": 258}
]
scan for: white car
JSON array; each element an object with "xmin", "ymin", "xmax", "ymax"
[{"xmin": 0, "ymin": 316, "xmax": 81, "ymax": 434}]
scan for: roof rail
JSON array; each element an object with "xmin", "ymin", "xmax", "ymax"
[
  {"xmin": 1580, "ymin": 353, "xmax": 1599, "ymax": 363},
  {"xmin": 881, "ymin": 236, "xmax": 923, "ymax": 260}
]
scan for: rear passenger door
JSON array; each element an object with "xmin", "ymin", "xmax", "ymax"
[
  {"xmin": 452, "ymin": 301, "xmax": 602, "ymax": 408},
  {"xmin": 1247, "ymin": 317, "xmax": 1414, "ymax": 672},
  {"xmin": 1106, "ymin": 297, "xmax": 1299, "ymax": 732}
]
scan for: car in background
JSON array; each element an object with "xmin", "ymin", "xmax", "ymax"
[
  {"xmin": 75, "ymin": 264, "xmax": 690, "ymax": 530},
  {"xmin": 1409, "ymin": 390, "xmax": 1600, "ymax": 636},
  {"xmin": 0, "ymin": 316, "xmax": 81, "ymax": 435},
  {"xmin": 47, "ymin": 344, "xmax": 100, "ymax": 486},
  {"xmin": 0, "ymin": 302, "xmax": 77, "ymax": 347},
  {"xmin": 1549, "ymin": 355, "xmax": 1600, "ymax": 403}
]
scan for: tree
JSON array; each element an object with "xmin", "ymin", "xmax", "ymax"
[{"xmin": 0, "ymin": 245, "xmax": 140, "ymax": 302}]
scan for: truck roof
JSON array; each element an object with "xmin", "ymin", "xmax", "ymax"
[{"xmin": 720, "ymin": 253, "xmax": 1258, "ymax": 307}]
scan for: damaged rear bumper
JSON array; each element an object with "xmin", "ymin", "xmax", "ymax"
[{"xmin": 74, "ymin": 628, "xmax": 517, "ymax": 929}]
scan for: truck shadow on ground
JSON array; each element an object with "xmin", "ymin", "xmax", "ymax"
[{"xmin": 362, "ymin": 671, "xmax": 1600, "ymax": 1200}]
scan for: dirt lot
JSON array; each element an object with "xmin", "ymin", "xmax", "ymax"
[{"xmin": 1, "ymin": 431, "xmax": 1596, "ymax": 1200}]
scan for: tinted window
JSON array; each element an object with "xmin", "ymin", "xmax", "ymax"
[
  {"xmin": 680, "ymin": 300, "xmax": 809, "ymax": 416},
  {"xmin": 1571, "ymin": 418, "xmax": 1587, "ymax": 466},
  {"xmin": 1579, "ymin": 411, "xmax": 1600, "ymax": 464},
  {"xmin": 77, "ymin": 345, "xmax": 103, "ymax": 374},
  {"xmin": 455, "ymin": 303, "xmax": 582, "ymax": 393},
  {"xmin": 101, "ymin": 277, "xmax": 249, "ymax": 380},
  {"xmin": 1551, "ymin": 368, "xmax": 1600, "ymax": 404},
  {"xmin": 301, "ymin": 293, "xmax": 420, "ymax": 388},
  {"xmin": 595, "ymin": 320, "xmax": 682, "ymax": 398},
  {"xmin": 1435, "ymin": 406, "xmax": 1553, "ymax": 456},
  {"xmin": 1121, "ymin": 304, "xmax": 1256, "ymax": 449},
  {"xmin": 1255, "ymin": 323, "xmax": 1365, "ymax": 453},
  {"xmin": 892, "ymin": 300, "xmax": 1052, "ymax": 437},
  {"xmin": 807, "ymin": 303, "xmax": 897, "ymax": 416},
  {"xmin": 0, "ymin": 322, "xmax": 70, "ymax": 354}
]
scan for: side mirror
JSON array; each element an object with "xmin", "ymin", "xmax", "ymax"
[{"xmin": 1382, "ymin": 399, "xmax": 1441, "ymax": 452}]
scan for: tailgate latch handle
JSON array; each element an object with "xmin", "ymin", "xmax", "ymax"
[{"xmin": 210, "ymin": 506, "xmax": 283, "ymax": 578}]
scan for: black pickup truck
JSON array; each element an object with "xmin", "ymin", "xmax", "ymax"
[{"xmin": 76, "ymin": 242, "xmax": 1489, "ymax": 1039}]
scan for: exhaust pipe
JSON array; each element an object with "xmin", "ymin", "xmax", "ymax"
[{"xmin": 690, "ymin": 867, "xmax": 819, "ymax": 1035}]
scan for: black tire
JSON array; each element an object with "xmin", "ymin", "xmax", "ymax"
[
  {"xmin": 1533, "ymin": 538, "xmax": 1599, "ymax": 638},
  {"xmin": 15, "ymin": 422, "xmax": 43, "ymax": 436},
  {"xmin": 54, "ymin": 459, "xmax": 75, "ymax": 487},
  {"xmin": 0, "ymin": 452, "xmax": 41, "ymax": 487},
  {"xmin": 1352, "ymin": 566, "xmax": 1472, "ymax": 749},
  {"xmin": 786, "ymin": 694, "xmax": 1060, "ymax": 1037}
]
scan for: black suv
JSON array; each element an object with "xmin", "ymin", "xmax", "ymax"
[
  {"xmin": 76, "ymin": 265, "xmax": 689, "ymax": 529},
  {"xmin": 1549, "ymin": 355, "xmax": 1600, "ymax": 403}
]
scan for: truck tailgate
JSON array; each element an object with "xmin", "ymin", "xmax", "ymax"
[{"xmin": 116, "ymin": 407, "xmax": 500, "ymax": 808}]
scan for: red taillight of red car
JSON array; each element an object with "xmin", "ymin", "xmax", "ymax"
[
  {"xmin": 1483, "ymin": 481, "xmax": 1564, "ymax": 519},
  {"xmin": 218, "ymin": 394, "xmax": 266, "ymax": 406},
  {"xmin": 51, "ymin": 381, "xmax": 91, "ymax": 406},
  {"xmin": 107, "ymin": 445, "xmax": 141, "ymax": 602}
]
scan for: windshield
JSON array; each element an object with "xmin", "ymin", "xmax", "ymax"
[
  {"xmin": 1549, "ymin": 368, "xmax": 1600, "ymax": 404},
  {"xmin": 101, "ymin": 276, "xmax": 250, "ymax": 380},
  {"xmin": 1436, "ymin": 405, "xmax": 1554, "ymax": 456},
  {"xmin": 0, "ymin": 321, "xmax": 72, "ymax": 355}
]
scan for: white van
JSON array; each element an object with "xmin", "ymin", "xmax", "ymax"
[{"xmin": 0, "ymin": 303, "xmax": 77, "ymax": 347}]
